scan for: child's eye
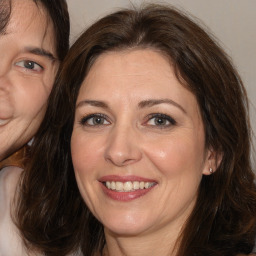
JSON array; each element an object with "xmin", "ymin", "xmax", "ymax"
[
  {"xmin": 15, "ymin": 60, "xmax": 43, "ymax": 72},
  {"xmin": 80, "ymin": 114, "xmax": 110, "ymax": 126},
  {"xmin": 146, "ymin": 113, "xmax": 176, "ymax": 127}
]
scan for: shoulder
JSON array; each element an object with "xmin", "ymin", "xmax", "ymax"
[{"xmin": 0, "ymin": 166, "xmax": 28, "ymax": 255}]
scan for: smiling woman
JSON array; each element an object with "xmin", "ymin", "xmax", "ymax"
[
  {"xmin": 0, "ymin": 0, "xmax": 57, "ymax": 160},
  {"xmin": 71, "ymin": 49, "xmax": 209, "ymax": 241},
  {"xmin": 0, "ymin": 0, "xmax": 70, "ymax": 255},
  {"xmin": 13, "ymin": 3, "xmax": 256, "ymax": 256},
  {"xmin": 0, "ymin": 0, "xmax": 69, "ymax": 163}
]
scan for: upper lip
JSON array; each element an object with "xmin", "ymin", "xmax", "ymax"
[{"xmin": 99, "ymin": 175, "xmax": 157, "ymax": 183}]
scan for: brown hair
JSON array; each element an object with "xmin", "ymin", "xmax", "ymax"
[
  {"xmin": 16, "ymin": 4, "xmax": 256, "ymax": 255},
  {"xmin": 34, "ymin": 0, "xmax": 70, "ymax": 61},
  {"xmin": 0, "ymin": 0, "xmax": 11, "ymax": 34}
]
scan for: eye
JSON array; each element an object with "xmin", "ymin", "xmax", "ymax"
[
  {"xmin": 79, "ymin": 114, "xmax": 110, "ymax": 126},
  {"xmin": 15, "ymin": 60, "xmax": 43, "ymax": 72},
  {"xmin": 146, "ymin": 113, "xmax": 176, "ymax": 127}
]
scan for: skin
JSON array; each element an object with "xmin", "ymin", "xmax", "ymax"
[
  {"xmin": 71, "ymin": 49, "xmax": 214, "ymax": 256},
  {"xmin": 0, "ymin": 0, "xmax": 58, "ymax": 161}
]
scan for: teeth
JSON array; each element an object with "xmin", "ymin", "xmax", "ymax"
[
  {"xmin": 0, "ymin": 119, "xmax": 9, "ymax": 126},
  {"xmin": 133, "ymin": 181, "xmax": 139, "ymax": 190},
  {"xmin": 106, "ymin": 181, "xmax": 111, "ymax": 189},
  {"xmin": 124, "ymin": 181, "xmax": 132, "ymax": 191},
  {"xmin": 104, "ymin": 181, "xmax": 155, "ymax": 192},
  {"xmin": 116, "ymin": 182, "xmax": 123, "ymax": 191}
]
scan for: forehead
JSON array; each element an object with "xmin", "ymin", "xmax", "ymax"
[
  {"xmin": 79, "ymin": 49, "xmax": 199, "ymax": 110},
  {"xmin": 81, "ymin": 49, "xmax": 180, "ymax": 95},
  {"xmin": 2, "ymin": 0, "xmax": 56, "ymax": 54},
  {"xmin": 9, "ymin": 0, "xmax": 46, "ymax": 29}
]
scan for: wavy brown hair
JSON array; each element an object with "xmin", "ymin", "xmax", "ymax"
[{"xmin": 16, "ymin": 4, "xmax": 256, "ymax": 256}]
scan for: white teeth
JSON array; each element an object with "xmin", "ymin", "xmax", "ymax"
[
  {"xmin": 145, "ymin": 182, "xmax": 150, "ymax": 189},
  {"xmin": 0, "ymin": 119, "xmax": 9, "ymax": 126},
  {"xmin": 124, "ymin": 181, "xmax": 133, "ymax": 191},
  {"xmin": 133, "ymin": 181, "xmax": 140, "ymax": 190},
  {"xmin": 111, "ymin": 181, "xmax": 116, "ymax": 190},
  {"xmin": 106, "ymin": 181, "xmax": 111, "ymax": 189},
  {"xmin": 116, "ymin": 182, "xmax": 123, "ymax": 191},
  {"xmin": 104, "ymin": 181, "xmax": 155, "ymax": 192}
]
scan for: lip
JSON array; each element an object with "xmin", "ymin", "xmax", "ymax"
[
  {"xmin": 99, "ymin": 175, "xmax": 157, "ymax": 201},
  {"xmin": 99, "ymin": 175, "xmax": 156, "ymax": 183},
  {"xmin": 100, "ymin": 183, "xmax": 156, "ymax": 201}
]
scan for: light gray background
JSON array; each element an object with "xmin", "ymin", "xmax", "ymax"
[{"xmin": 66, "ymin": 0, "xmax": 256, "ymax": 169}]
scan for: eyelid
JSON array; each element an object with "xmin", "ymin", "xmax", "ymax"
[
  {"xmin": 79, "ymin": 113, "xmax": 111, "ymax": 126},
  {"xmin": 144, "ymin": 113, "xmax": 177, "ymax": 127}
]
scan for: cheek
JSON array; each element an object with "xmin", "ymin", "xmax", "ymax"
[
  {"xmin": 16, "ymin": 81, "xmax": 51, "ymax": 118},
  {"xmin": 71, "ymin": 132, "xmax": 103, "ymax": 175},
  {"xmin": 144, "ymin": 133, "xmax": 205, "ymax": 178},
  {"xmin": 71, "ymin": 133, "xmax": 103, "ymax": 212}
]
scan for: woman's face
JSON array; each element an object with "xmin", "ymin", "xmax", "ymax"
[
  {"xmin": 71, "ymin": 49, "xmax": 212, "ymax": 239},
  {"xmin": 0, "ymin": 0, "xmax": 57, "ymax": 160}
]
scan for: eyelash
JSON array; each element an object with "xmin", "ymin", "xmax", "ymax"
[
  {"xmin": 15, "ymin": 60, "xmax": 44, "ymax": 72},
  {"xmin": 79, "ymin": 113, "xmax": 176, "ymax": 128},
  {"xmin": 79, "ymin": 113, "xmax": 110, "ymax": 126},
  {"xmin": 145, "ymin": 113, "xmax": 176, "ymax": 128}
]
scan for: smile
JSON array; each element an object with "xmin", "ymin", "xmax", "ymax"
[
  {"xmin": 104, "ymin": 181, "xmax": 156, "ymax": 192},
  {"xmin": 99, "ymin": 175, "xmax": 157, "ymax": 201}
]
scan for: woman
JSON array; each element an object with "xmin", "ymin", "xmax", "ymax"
[
  {"xmin": 13, "ymin": 4, "xmax": 256, "ymax": 256},
  {"xmin": 0, "ymin": 0, "xmax": 69, "ymax": 254},
  {"xmin": 0, "ymin": 0, "xmax": 70, "ymax": 164}
]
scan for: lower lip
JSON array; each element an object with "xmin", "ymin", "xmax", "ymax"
[{"xmin": 100, "ymin": 182, "xmax": 156, "ymax": 201}]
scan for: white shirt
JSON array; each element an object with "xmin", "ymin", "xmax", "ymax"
[
  {"xmin": 0, "ymin": 166, "xmax": 82, "ymax": 256},
  {"xmin": 0, "ymin": 166, "xmax": 29, "ymax": 256}
]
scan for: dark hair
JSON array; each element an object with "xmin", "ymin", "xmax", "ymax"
[
  {"xmin": 0, "ymin": 0, "xmax": 11, "ymax": 34},
  {"xmin": 16, "ymin": 4, "xmax": 256, "ymax": 256},
  {"xmin": 34, "ymin": 0, "xmax": 70, "ymax": 60},
  {"xmin": 0, "ymin": 0, "xmax": 69, "ymax": 60}
]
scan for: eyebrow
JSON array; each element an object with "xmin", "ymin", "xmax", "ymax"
[
  {"xmin": 76, "ymin": 100, "xmax": 109, "ymax": 109},
  {"xmin": 76, "ymin": 99, "xmax": 186, "ymax": 113},
  {"xmin": 138, "ymin": 99, "xmax": 186, "ymax": 113},
  {"xmin": 24, "ymin": 46, "xmax": 56, "ymax": 61}
]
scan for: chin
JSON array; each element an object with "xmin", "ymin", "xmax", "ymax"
[{"xmin": 100, "ymin": 212, "xmax": 154, "ymax": 237}]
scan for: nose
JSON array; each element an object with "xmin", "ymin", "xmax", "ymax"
[
  {"xmin": 104, "ymin": 124, "xmax": 142, "ymax": 167},
  {"xmin": 0, "ymin": 63, "xmax": 10, "ymax": 91},
  {"xmin": 0, "ymin": 76, "xmax": 11, "ymax": 95}
]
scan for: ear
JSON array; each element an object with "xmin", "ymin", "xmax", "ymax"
[{"xmin": 202, "ymin": 148, "xmax": 223, "ymax": 176}]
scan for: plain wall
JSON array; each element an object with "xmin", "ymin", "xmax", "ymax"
[{"xmin": 66, "ymin": 0, "xmax": 256, "ymax": 169}]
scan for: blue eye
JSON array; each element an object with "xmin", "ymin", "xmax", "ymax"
[
  {"xmin": 15, "ymin": 60, "xmax": 43, "ymax": 72},
  {"xmin": 146, "ymin": 113, "xmax": 176, "ymax": 127},
  {"xmin": 80, "ymin": 114, "xmax": 110, "ymax": 126}
]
